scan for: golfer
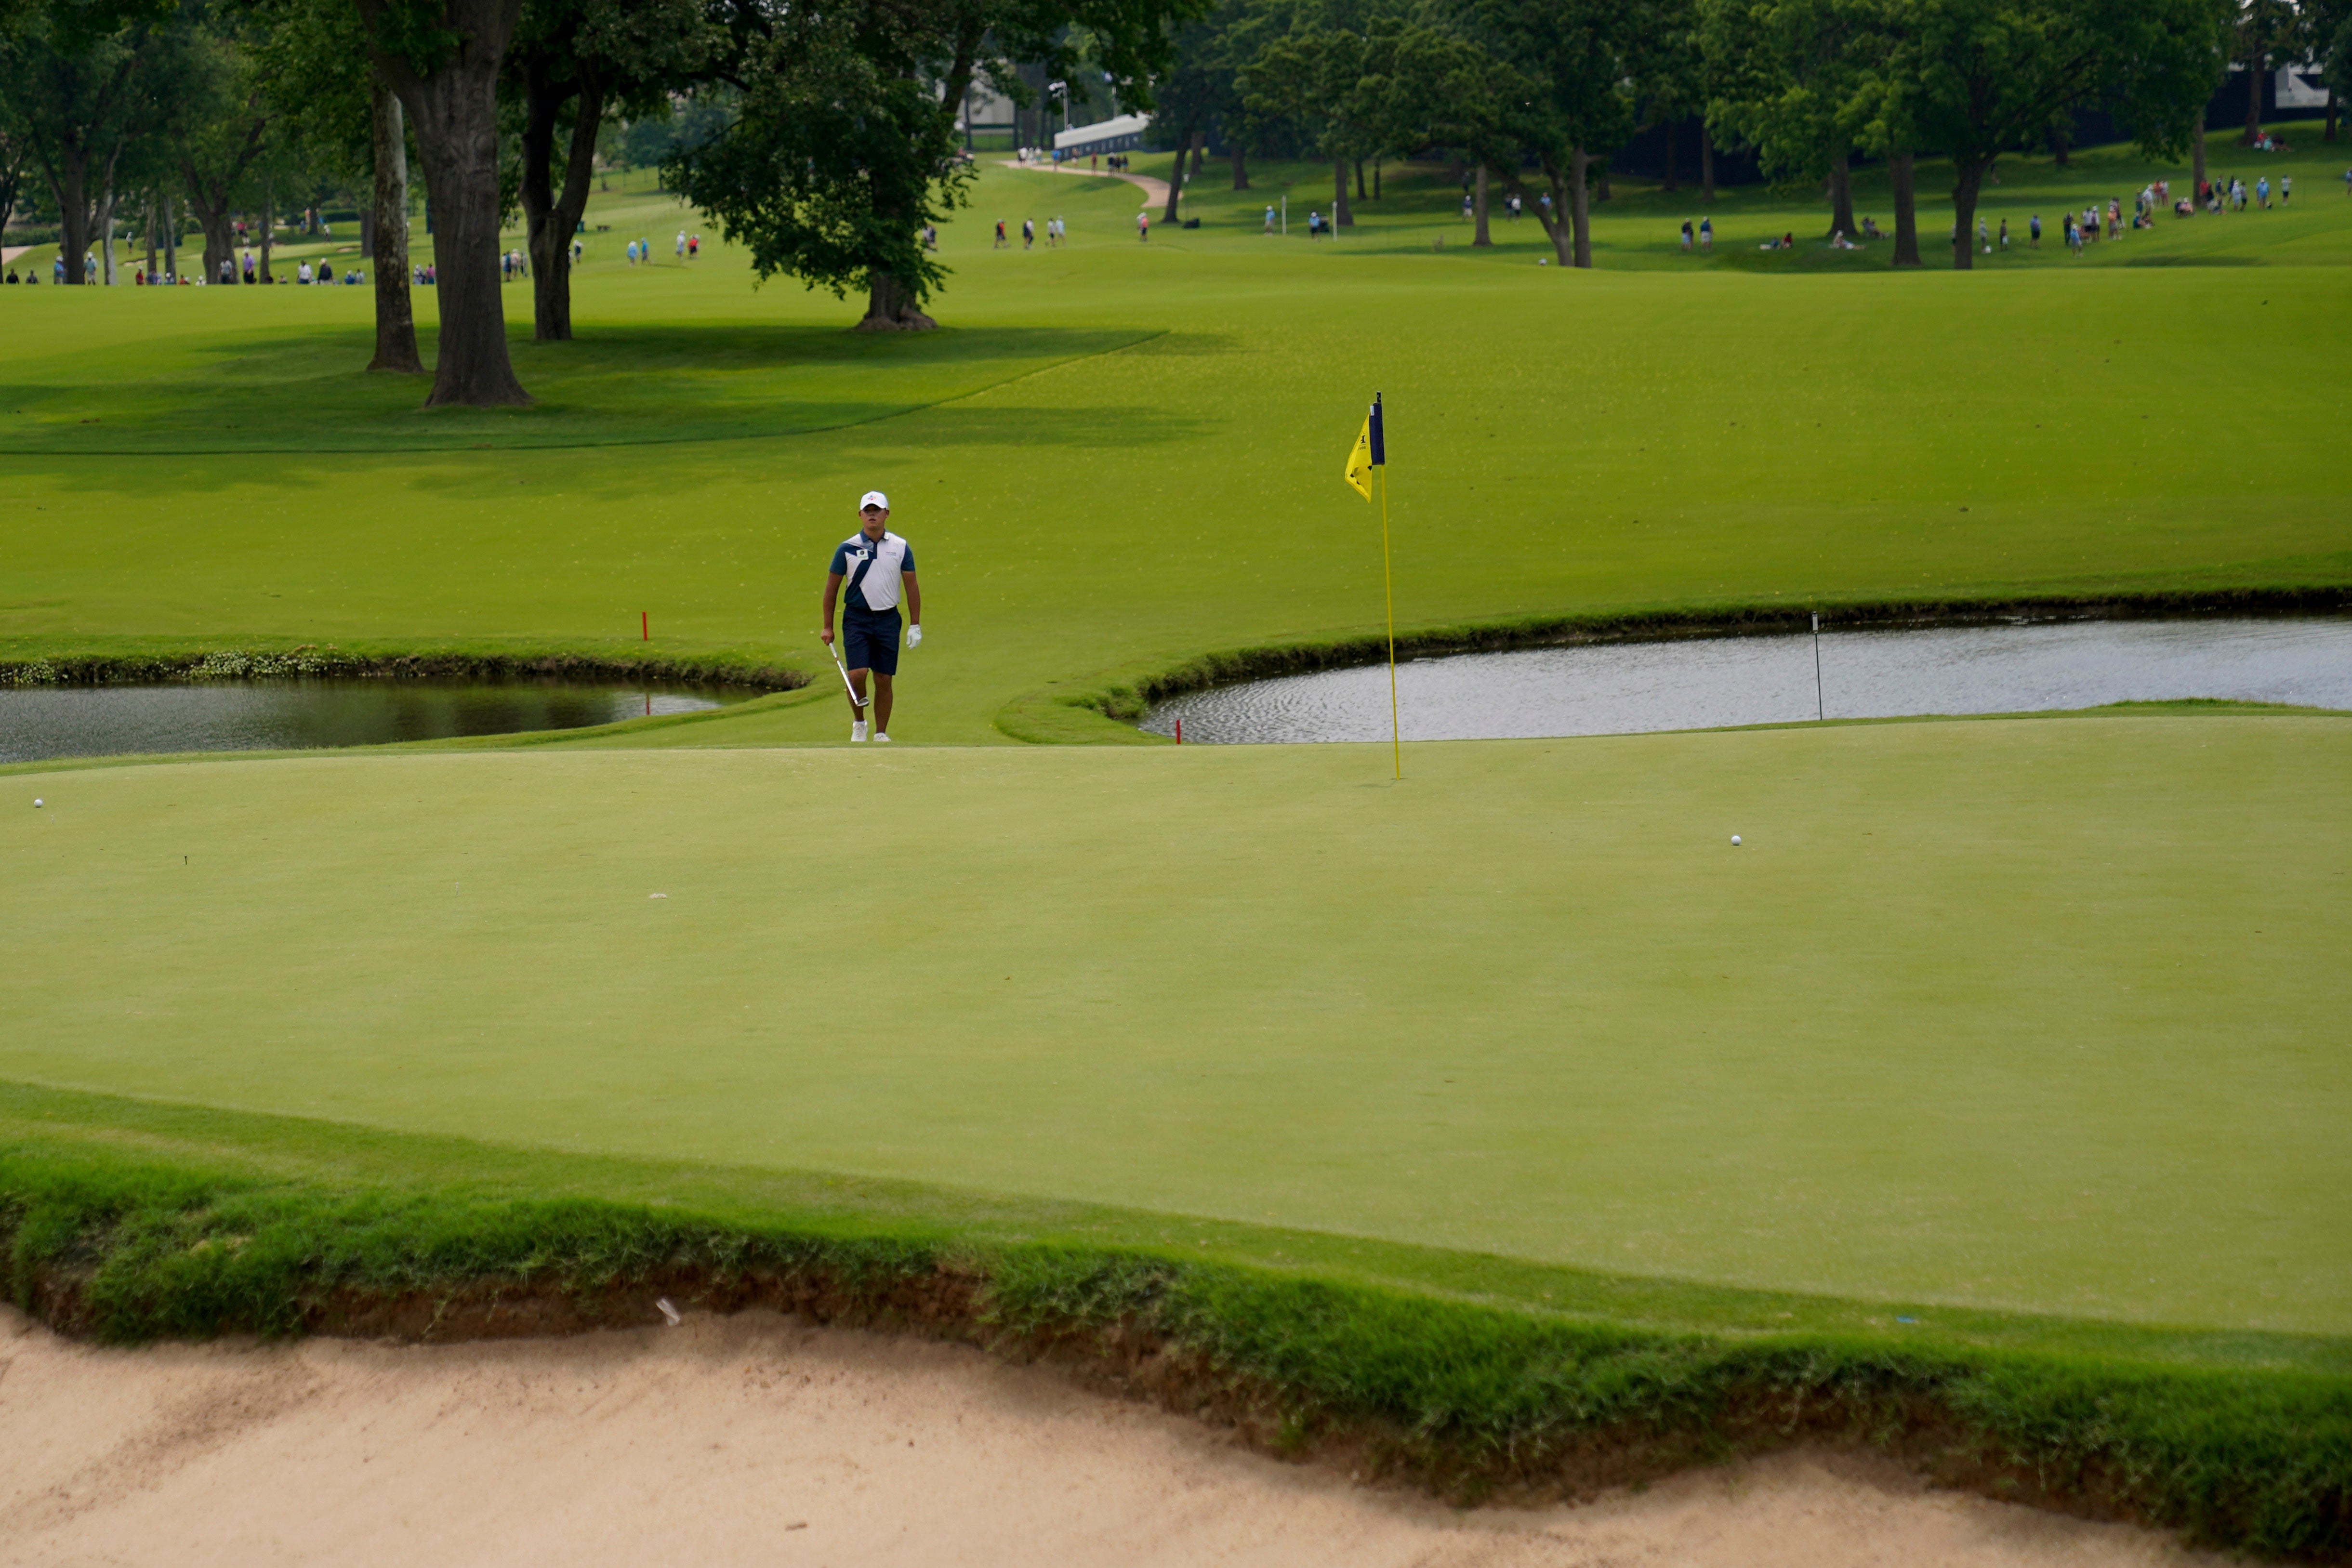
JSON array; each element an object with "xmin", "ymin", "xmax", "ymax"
[{"xmin": 820, "ymin": 491, "xmax": 922, "ymax": 743}]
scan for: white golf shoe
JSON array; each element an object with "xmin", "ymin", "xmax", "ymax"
[
  {"xmin": 872, "ymin": 732, "xmax": 891, "ymax": 743},
  {"xmin": 851, "ymin": 720, "xmax": 868, "ymax": 742}
]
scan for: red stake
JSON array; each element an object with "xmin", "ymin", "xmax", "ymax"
[
  {"xmin": 1175, "ymin": 718, "xmax": 1183, "ymax": 744},
  {"xmin": 641, "ymin": 611, "xmax": 649, "ymax": 641}
]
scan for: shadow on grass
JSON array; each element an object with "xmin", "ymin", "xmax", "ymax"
[{"xmin": 0, "ymin": 322, "xmax": 1161, "ymax": 455}]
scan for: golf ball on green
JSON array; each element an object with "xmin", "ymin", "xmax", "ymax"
[
  {"xmin": 1730, "ymin": 834, "xmax": 1741, "ymax": 845},
  {"xmin": 31, "ymin": 799, "xmax": 41, "ymax": 808}
]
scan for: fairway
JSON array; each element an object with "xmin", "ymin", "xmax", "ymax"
[
  {"xmin": 7, "ymin": 714, "xmax": 2348, "ymax": 1331},
  {"xmin": 5, "ymin": 153, "xmax": 2349, "ymax": 752}
]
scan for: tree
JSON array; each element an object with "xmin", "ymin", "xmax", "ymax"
[
  {"xmin": 154, "ymin": 3, "xmax": 274, "ymax": 283},
  {"xmin": 1242, "ymin": 22, "xmax": 1382, "ymax": 225},
  {"xmin": 674, "ymin": 0, "xmax": 1189, "ymax": 332},
  {"xmin": 1627, "ymin": 0, "xmax": 1703, "ymax": 195},
  {"xmin": 2232, "ymin": 0, "xmax": 2299, "ymax": 144},
  {"xmin": 1890, "ymin": 0, "xmax": 2233, "ymax": 270},
  {"xmin": 249, "ymin": 0, "xmax": 420, "ymax": 362},
  {"xmin": 1153, "ymin": 1, "xmax": 1255, "ymax": 215},
  {"xmin": 356, "ymin": 0, "xmax": 531, "ymax": 405},
  {"xmin": 2300, "ymin": 0, "xmax": 2350, "ymax": 141},
  {"xmin": 1703, "ymin": 0, "xmax": 1881, "ymax": 240},
  {"xmin": 507, "ymin": 0, "xmax": 714, "ymax": 340},
  {"xmin": 0, "ymin": 0, "xmax": 165, "ymax": 283},
  {"xmin": 1470, "ymin": 0, "xmax": 1636, "ymax": 267}
]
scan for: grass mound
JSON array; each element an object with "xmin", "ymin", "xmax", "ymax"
[{"xmin": 6, "ymin": 1124, "xmax": 2348, "ymax": 1559}]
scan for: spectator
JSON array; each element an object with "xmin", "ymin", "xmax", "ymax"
[
  {"xmin": 1022, "ymin": 218, "xmax": 1034, "ymax": 250},
  {"xmin": 1998, "ymin": 217, "xmax": 2009, "ymax": 250},
  {"xmin": 993, "ymin": 220, "xmax": 1006, "ymax": 248},
  {"xmin": 2281, "ymin": 174, "xmax": 2292, "ymax": 204},
  {"xmin": 1136, "ymin": 209, "xmax": 1148, "ymax": 241},
  {"xmin": 1680, "ymin": 219, "xmax": 1693, "ymax": 251},
  {"xmin": 2257, "ymin": 175, "xmax": 2270, "ymax": 209},
  {"xmin": 1699, "ymin": 216, "xmax": 1712, "ymax": 250},
  {"xmin": 1264, "ymin": 205, "xmax": 1276, "ymax": 235}
]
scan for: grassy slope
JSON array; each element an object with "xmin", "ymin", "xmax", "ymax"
[
  {"xmin": 5, "ymin": 715, "xmax": 2347, "ymax": 1333},
  {"xmin": 3, "ymin": 141, "xmax": 2348, "ymax": 749},
  {"xmin": 5, "ymin": 142, "xmax": 2351, "ymax": 1550}
]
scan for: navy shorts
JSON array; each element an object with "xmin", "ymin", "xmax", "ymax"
[{"xmin": 841, "ymin": 609, "xmax": 901, "ymax": 676}]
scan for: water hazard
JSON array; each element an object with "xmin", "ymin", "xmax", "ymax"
[
  {"xmin": 0, "ymin": 678, "xmax": 754, "ymax": 764},
  {"xmin": 1142, "ymin": 617, "xmax": 2352, "ymax": 744}
]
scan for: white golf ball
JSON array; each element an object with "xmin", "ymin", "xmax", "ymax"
[
  {"xmin": 32, "ymin": 799, "xmax": 41, "ymax": 808},
  {"xmin": 1730, "ymin": 834, "xmax": 1741, "ymax": 845}
]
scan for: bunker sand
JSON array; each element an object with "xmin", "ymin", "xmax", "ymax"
[{"xmin": 0, "ymin": 1306, "xmax": 2219, "ymax": 1568}]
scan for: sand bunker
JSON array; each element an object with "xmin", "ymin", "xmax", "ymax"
[{"xmin": 0, "ymin": 1304, "xmax": 2219, "ymax": 1567}]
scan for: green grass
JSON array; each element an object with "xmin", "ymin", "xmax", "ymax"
[
  {"xmin": 2, "ymin": 131, "xmax": 2350, "ymax": 1549},
  {"xmin": 5, "ymin": 717, "xmax": 2348, "ymax": 1333},
  {"xmin": 4, "ymin": 140, "xmax": 2347, "ymax": 747},
  {"xmin": 8, "ymin": 1083, "xmax": 2351, "ymax": 1555}
]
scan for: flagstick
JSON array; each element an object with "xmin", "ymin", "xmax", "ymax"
[{"xmin": 1378, "ymin": 464, "xmax": 1400, "ymax": 781}]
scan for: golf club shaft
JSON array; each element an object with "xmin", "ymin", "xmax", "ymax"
[{"xmin": 824, "ymin": 636, "xmax": 867, "ymax": 707}]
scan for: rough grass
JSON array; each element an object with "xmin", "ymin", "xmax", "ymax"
[{"xmin": 5, "ymin": 1121, "xmax": 2348, "ymax": 1559}]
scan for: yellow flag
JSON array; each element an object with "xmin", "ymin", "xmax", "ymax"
[{"xmin": 1344, "ymin": 414, "xmax": 1374, "ymax": 500}]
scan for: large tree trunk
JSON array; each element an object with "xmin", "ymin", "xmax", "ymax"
[
  {"xmin": 367, "ymin": 78, "xmax": 423, "ymax": 372},
  {"xmin": 1949, "ymin": 157, "xmax": 1989, "ymax": 270},
  {"xmin": 1332, "ymin": 158, "xmax": 1352, "ymax": 226},
  {"xmin": 1512, "ymin": 167, "xmax": 1574, "ymax": 265},
  {"xmin": 181, "ymin": 160, "xmax": 236, "ymax": 282},
  {"xmin": 257, "ymin": 175, "xmax": 273, "ymax": 282},
  {"xmin": 2192, "ymin": 119, "xmax": 2206, "ymax": 200},
  {"xmin": 1472, "ymin": 163, "xmax": 1491, "ymax": 246},
  {"xmin": 1826, "ymin": 151, "xmax": 1855, "ymax": 238},
  {"xmin": 1662, "ymin": 122, "xmax": 1678, "ymax": 193},
  {"xmin": 2326, "ymin": 88, "xmax": 2338, "ymax": 144},
  {"xmin": 520, "ymin": 55, "xmax": 604, "ymax": 342},
  {"xmin": 2242, "ymin": 50, "xmax": 2265, "ymax": 143},
  {"xmin": 98, "ymin": 180, "xmax": 117, "ymax": 283},
  {"xmin": 1889, "ymin": 151, "xmax": 1920, "ymax": 267},
  {"xmin": 1162, "ymin": 118, "xmax": 1194, "ymax": 223},
  {"xmin": 1569, "ymin": 146, "xmax": 1592, "ymax": 267},
  {"xmin": 1354, "ymin": 158, "xmax": 1366, "ymax": 200},
  {"xmin": 2051, "ymin": 125, "xmax": 2069, "ymax": 166},
  {"xmin": 52, "ymin": 143, "xmax": 92, "ymax": 284},
  {"xmin": 857, "ymin": 270, "xmax": 937, "ymax": 331},
  {"xmin": 1700, "ymin": 123, "xmax": 1715, "ymax": 202},
  {"xmin": 143, "ymin": 194, "xmax": 157, "ymax": 279},
  {"xmin": 359, "ymin": 0, "xmax": 530, "ymax": 406},
  {"xmin": 1229, "ymin": 143, "xmax": 1247, "ymax": 190},
  {"xmin": 162, "ymin": 191, "xmax": 177, "ymax": 280}
]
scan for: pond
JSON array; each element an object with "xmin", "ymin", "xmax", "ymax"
[
  {"xmin": 0, "ymin": 678, "xmax": 757, "ymax": 764},
  {"xmin": 1141, "ymin": 617, "xmax": 2352, "ymax": 745}
]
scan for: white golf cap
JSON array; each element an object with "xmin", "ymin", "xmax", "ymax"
[{"xmin": 859, "ymin": 490, "xmax": 889, "ymax": 511}]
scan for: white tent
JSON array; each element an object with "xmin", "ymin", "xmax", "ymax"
[{"xmin": 1054, "ymin": 114, "xmax": 1152, "ymax": 158}]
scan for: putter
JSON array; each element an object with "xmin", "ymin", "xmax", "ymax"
[{"xmin": 823, "ymin": 635, "xmax": 867, "ymax": 708}]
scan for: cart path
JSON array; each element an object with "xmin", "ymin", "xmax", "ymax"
[
  {"xmin": 998, "ymin": 159, "xmax": 1172, "ymax": 209},
  {"xmin": 0, "ymin": 1305, "xmax": 2221, "ymax": 1568}
]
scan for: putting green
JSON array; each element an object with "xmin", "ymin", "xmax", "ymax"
[{"xmin": 6, "ymin": 712, "xmax": 2347, "ymax": 1331}]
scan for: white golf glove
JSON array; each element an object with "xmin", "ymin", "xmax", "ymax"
[{"xmin": 906, "ymin": 624, "xmax": 923, "ymax": 648}]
